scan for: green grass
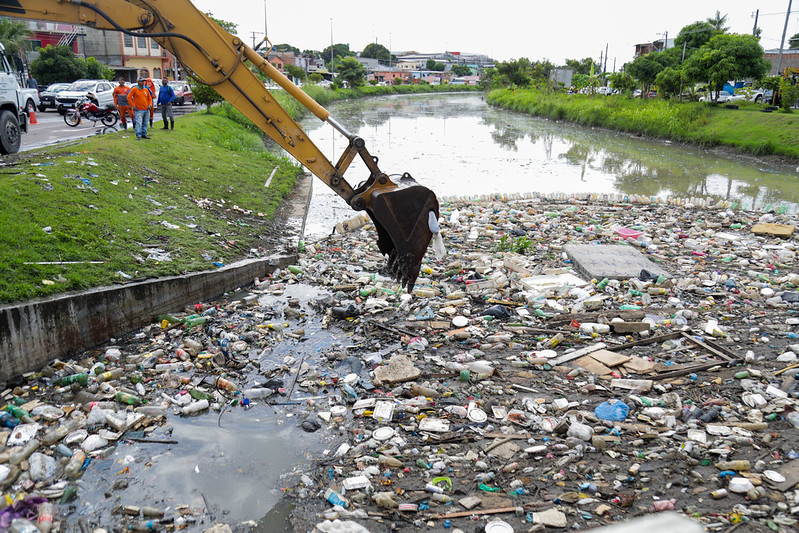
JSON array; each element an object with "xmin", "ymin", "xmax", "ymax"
[
  {"xmin": 0, "ymin": 110, "xmax": 302, "ymax": 304},
  {"xmin": 486, "ymin": 89, "xmax": 799, "ymax": 158}
]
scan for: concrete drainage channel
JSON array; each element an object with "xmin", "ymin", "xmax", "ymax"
[{"xmin": 0, "ymin": 174, "xmax": 312, "ymax": 383}]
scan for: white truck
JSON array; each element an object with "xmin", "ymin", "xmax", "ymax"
[{"xmin": 0, "ymin": 42, "xmax": 34, "ymax": 154}]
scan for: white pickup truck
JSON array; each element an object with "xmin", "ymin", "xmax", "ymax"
[{"xmin": 0, "ymin": 43, "xmax": 38, "ymax": 154}]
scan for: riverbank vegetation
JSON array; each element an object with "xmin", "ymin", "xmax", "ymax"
[
  {"xmin": 486, "ymin": 88, "xmax": 799, "ymax": 158},
  {"xmin": 0, "ymin": 111, "xmax": 301, "ymax": 304}
]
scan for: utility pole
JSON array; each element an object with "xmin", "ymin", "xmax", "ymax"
[
  {"xmin": 752, "ymin": 9, "xmax": 759, "ymax": 36},
  {"xmin": 776, "ymin": 0, "xmax": 793, "ymax": 75},
  {"xmin": 604, "ymin": 43, "xmax": 608, "ymax": 73},
  {"xmin": 598, "ymin": 50, "xmax": 603, "ymax": 74},
  {"xmin": 330, "ymin": 19, "xmax": 334, "ymax": 78},
  {"xmin": 264, "ymin": 0, "xmax": 268, "ymax": 40},
  {"xmin": 678, "ymin": 40, "xmax": 688, "ymax": 102},
  {"xmin": 250, "ymin": 32, "xmax": 259, "ymax": 48}
]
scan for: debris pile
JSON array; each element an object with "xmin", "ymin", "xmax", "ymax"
[{"xmin": 3, "ymin": 195, "xmax": 799, "ymax": 532}]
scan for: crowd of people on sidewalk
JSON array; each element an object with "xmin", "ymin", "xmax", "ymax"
[{"xmin": 113, "ymin": 76, "xmax": 177, "ymax": 140}]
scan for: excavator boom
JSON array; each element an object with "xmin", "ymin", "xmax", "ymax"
[{"xmin": 2, "ymin": 0, "xmax": 438, "ymax": 289}]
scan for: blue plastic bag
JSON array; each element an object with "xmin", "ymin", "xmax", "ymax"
[{"xmin": 594, "ymin": 399, "xmax": 630, "ymax": 421}]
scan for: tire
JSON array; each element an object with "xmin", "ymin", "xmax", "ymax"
[
  {"xmin": 25, "ymin": 99, "xmax": 34, "ymax": 112},
  {"xmin": 101, "ymin": 112, "xmax": 118, "ymax": 127},
  {"xmin": 64, "ymin": 110, "xmax": 81, "ymax": 127},
  {"xmin": 0, "ymin": 110, "xmax": 21, "ymax": 155},
  {"xmin": 754, "ymin": 95, "xmax": 762, "ymax": 103},
  {"xmin": 37, "ymin": 105, "xmax": 46, "ymax": 113}
]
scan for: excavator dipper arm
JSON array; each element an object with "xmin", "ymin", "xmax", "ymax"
[{"xmin": 1, "ymin": 0, "xmax": 438, "ymax": 289}]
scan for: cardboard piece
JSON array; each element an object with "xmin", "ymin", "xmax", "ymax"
[
  {"xmin": 623, "ymin": 356, "xmax": 657, "ymax": 374},
  {"xmin": 751, "ymin": 223, "xmax": 795, "ymax": 238},
  {"xmin": 574, "ymin": 355, "xmax": 613, "ymax": 376},
  {"xmin": 590, "ymin": 349, "xmax": 632, "ymax": 367}
]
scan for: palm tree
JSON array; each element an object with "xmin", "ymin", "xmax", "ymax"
[
  {"xmin": 706, "ymin": 11, "xmax": 729, "ymax": 32},
  {"xmin": 0, "ymin": 18, "xmax": 32, "ymax": 56}
]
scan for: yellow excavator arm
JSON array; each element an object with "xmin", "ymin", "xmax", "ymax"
[{"xmin": 3, "ymin": 0, "xmax": 438, "ymax": 289}]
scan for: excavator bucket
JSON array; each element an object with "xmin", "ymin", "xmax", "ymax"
[{"xmin": 364, "ymin": 174, "xmax": 439, "ymax": 291}]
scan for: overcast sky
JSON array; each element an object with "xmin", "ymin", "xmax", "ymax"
[{"xmin": 190, "ymin": 1, "xmax": 798, "ymax": 67}]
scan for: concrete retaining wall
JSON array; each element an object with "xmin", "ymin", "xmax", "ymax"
[{"xmin": 0, "ymin": 254, "xmax": 295, "ymax": 382}]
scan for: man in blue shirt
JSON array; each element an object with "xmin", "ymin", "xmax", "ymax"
[{"xmin": 157, "ymin": 78, "xmax": 176, "ymax": 130}]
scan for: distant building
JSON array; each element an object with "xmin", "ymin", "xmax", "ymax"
[
  {"xmin": 763, "ymin": 49, "xmax": 799, "ymax": 76},
  {"xmin": 550, "ymin": 68, "xmax": 573, "ymax": 88},
  {"xmin": 633, "ymin": 37, "xmax": 674, "ymax": 58}
]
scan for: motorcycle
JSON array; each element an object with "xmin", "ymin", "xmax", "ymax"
[{"xmin": 63, "ymin": 93, "xmax": 119, "ymax": 128}]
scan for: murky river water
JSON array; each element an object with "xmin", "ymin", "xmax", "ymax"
[{"xmin": 301, "ymin": 92, "xmax": 799, "ymax": 238}]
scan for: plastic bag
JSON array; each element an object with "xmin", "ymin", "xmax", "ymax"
[{"xmin": 594, "ymin": 399, "xmax": 630, "ymax": 422}]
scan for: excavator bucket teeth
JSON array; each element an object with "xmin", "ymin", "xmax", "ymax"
[{"xmin": 365, "ymin": 178, "xmax": 439, "ymax": 291}]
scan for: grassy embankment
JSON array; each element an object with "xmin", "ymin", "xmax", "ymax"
[
  {"xmin": 0, "ymin": 109, "xmax": 301, "ymax": 304},
  {"xmin": 0, "ymin": 84, "xmax": 478, "ymax": 304},
  {"xmin": 486, "ymin": 88, "xmax": 799, "ymax": 158}
]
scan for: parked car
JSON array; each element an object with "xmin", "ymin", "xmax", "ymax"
[
  {"xmin": 55, "ymin": 79, "xmax": 116, "ymax": 113},
  {"xmin": 168, "ymin": 81, "xmax": 192, "ymax": 105},
  {"xmin": 699, "ymin": 90, "xmax": 733, "ymax": 103},
  {"xmin": 38, "ymin": 82, "xmax": 70, "ymax": 112},
  {"xmin": 596, "ymin": 86, "xmax": 611, "ymax": 95}
]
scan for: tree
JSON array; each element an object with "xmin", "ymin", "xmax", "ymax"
[
  {"xmin": 571, "ymin": 73, "xmax": 589, "ymax": 91},
  {"xmin": 274, "ymin": 43, "xmax": 300, "ymax": 54},
  {"xmin": 424, "ymin": 58, "xmax": 445, "ymax": 71},
  {"xmin": 674, "ymin": 22, "xmax": 718, "ymax": 56},
  {"xmin": 322, "ymin": 43, "xmax": 354, "ymax": 70},
  {"xmin": 655, "ymin": 67, "xmax": 682, "ymax": 98},
  {"xmin": 29, "ymin": 45, "xmax": 86, "ymax": 85},
  {"xmin": 85, "ymin": 57, "xmax": 114, "ymax": 80},
  {"xmin": 564, "ymin": 58, "xmax": 595, "ymax": 76},
  {"xmin": 205, "ymin": 12, "xmax": 237, "ymax": 34},
  {"xmin": 790, "ymin": 33, "xmax": 799, "ymax": 50},
  {"xmin": 308, "ymin": 72, "xmax": 323, "ymax": 84},
  {"xmin": 0, "ymin": 19, "xmax": 31, "ymax": 57},
  {"xmin": 494, "ymin": 58, "xmax": 532, "ymax": 87},
  {"xmin": 607, "ymin": 71, "xmax": 637, "ymax": 94},
  {"xmin": 451, "ymin": 64, "xmax": 471, "ymax": 77},
  {"xmin": 683, "ymin": 33, "xmax": 769, "ymax": 101},
  {"xmin": 192, "ymin": 82, "xmax": 223, "ymax": 112},
  {"xmin": 284, "ymin": 64, "xmax": 306, "ymax": 82},
  {"xmin": 337, "ymin": 57, "xmax": 366, "ymax": 88},
  {"xmin": 361, "ymin": 43, "xmax": 391, "ymax": 62},
  {"xmin": 626, "ymin": 54, "xmax": 663, "ymax": 95},
  {"xmin": 706, "ymin": 11, "xmax": 729, "ymax": 32}
]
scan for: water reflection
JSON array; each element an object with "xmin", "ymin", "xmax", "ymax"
[{"xmin": 300, "ymin": 94, "xmax": 799, "ymax": 235}]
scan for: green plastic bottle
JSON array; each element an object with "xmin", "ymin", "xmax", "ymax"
[
  {"xmin": 57, "ymin": 373, "xmax": 91, "ymax": 386},
  {"xmin": 116, "ymin": 392, "xmax": 143, "ymax": 406}
]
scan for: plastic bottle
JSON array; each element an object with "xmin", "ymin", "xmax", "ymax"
[
  {"xmin": 182, "ymin": 399, "xmax": 209, "ymax": 415},
  {"xmin": 95, "ymin": 368, "xmax": 124, "ymax": 383},
  {"xmin": 37, "ymin": 502, "xmax": 54, "ymax": 533},
  {"xmin": 4, "ymin": 406, "xmax": 35, "ymax": 424},
  {"xmin": 10, "ymin": 518, "xmax": 39, "ymax": 533},
  {"xmin": 215, "ymin": 376, "xmax": 238, "ymax": 392},
  {"xmin": 9, "ymin": 439, "xmax": 40, "ymax": 465},
  {"xmin": 42, "ymin": 419, "xmax": 79, "ymax": 445},
  {"xmin": 57, "ymin": 372, "xmax": 92, "ymax": 386},
  {"xmin": 242, "ymin": 388, "xmax": 274, "ymax": 399},
  {"xmin": 715, "ymin": 460, "xmax": 750, "ymax": 471},
  {"xmin": 431, "ymin": 493, "xmax": 453, "ymax": 503},
  {"xmin": 378, "ymin": 455, "xmax": 402, "ymax": 467},
  {"xmin": 116, "ymin": 392, "xmax": 143, "ymax": 406},
  {"xmin": 64, "ymin": 450, "xmax": 87, "ymax": 478},
  {"xmin": 425, "ymin": 483, "xmax": 444, "ymax": 494},
  {"xmin": 129, "ymin": 521, "xmax": 158, "ymax": 532},
  {"xmin": 0, "ymin": 411, "xmax": 19, "ymax": 428}
]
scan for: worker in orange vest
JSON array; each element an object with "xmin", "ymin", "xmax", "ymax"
[
  {"xmin": 113, "ymin": 77, "xmax": 134, "ymax": 129},
  {"xmin": 128, "ymin": 77, "xmax": 153, "ymax": 139},
  {"xmin": 144, "ymin": 77, "xmax": 156, "ymax": 127}
]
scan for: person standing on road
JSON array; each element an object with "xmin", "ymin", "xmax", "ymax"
[
  {"xmin": 128, "ymin": 77, "xmax": 153, "ymax": 140},
  {"xmin": 27, "ymin": 76, "xmax": 38, "ymax": 90},
  {"xmin": 144, "ymin": 77, "xmax": 156, "ymax": 127},
  {"xmin": 157, "ymin": 78, "xmax": 175, "ymax": 130},
  {"xmin": 113, "ymin": 78, "xmax": 134, "ymax": 130}
]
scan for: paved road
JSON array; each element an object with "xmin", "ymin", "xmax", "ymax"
[{"xmin": 21, "ymin": 103, "xmax": 197, "ymax": 152}]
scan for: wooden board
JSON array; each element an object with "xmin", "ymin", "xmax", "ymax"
[{"xmin": 623, "ymin": 356, "xmax": 657, "ymax": 374}]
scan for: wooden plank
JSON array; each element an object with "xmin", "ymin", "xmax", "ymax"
[
  {"xmin": 590, "ymin": 349, "xmax": 631, "ymax": 367},
  {"xmin": 574, "ymin": 355, "xmax": 613, "ymax": 376}
]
